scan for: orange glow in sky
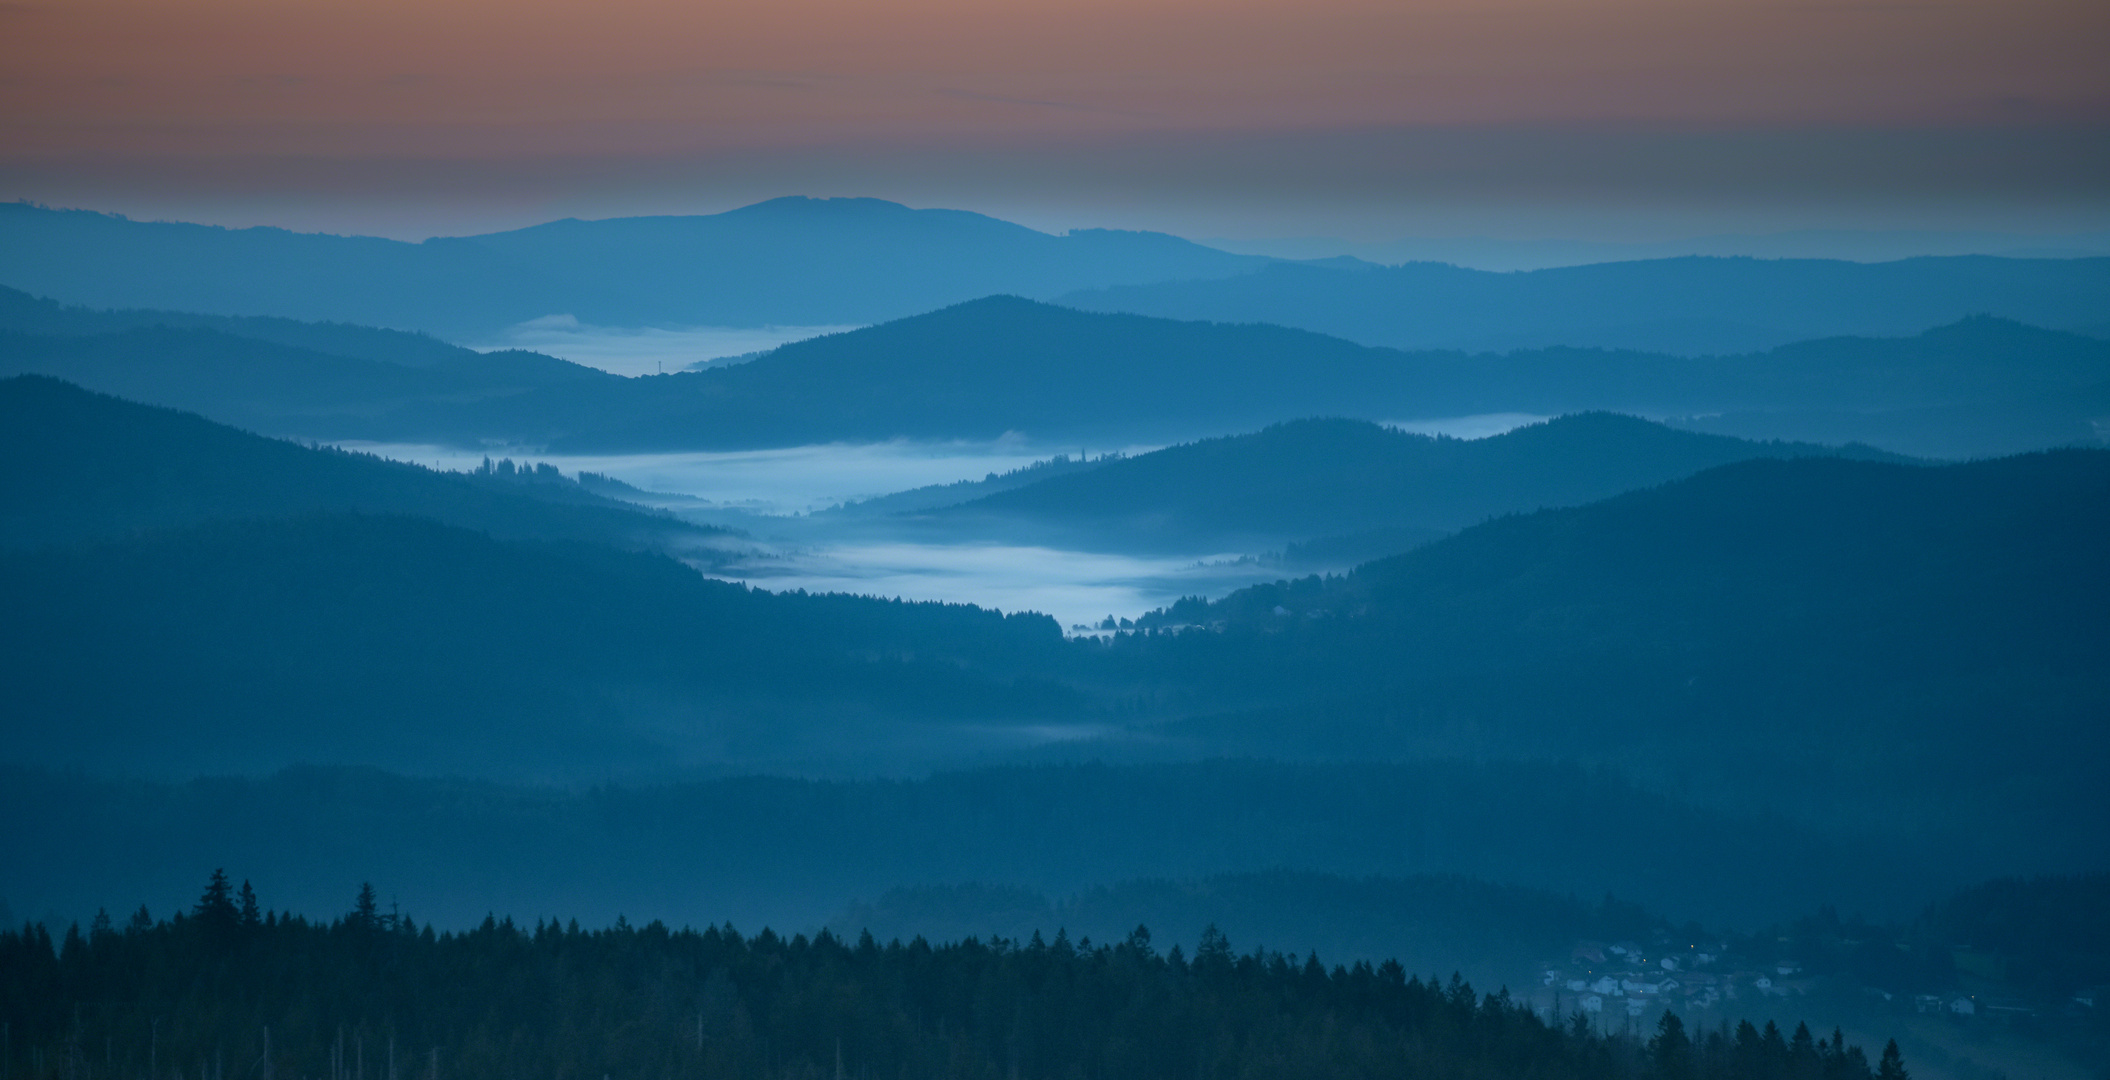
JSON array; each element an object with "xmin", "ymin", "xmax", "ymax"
[{"xmin": 1, "ymin": 0, "xmax": 2105, "ymax": 238}]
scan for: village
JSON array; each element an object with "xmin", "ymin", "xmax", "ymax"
[{"xmin": 1528, "ymin": 933, "xmax": 2108, "ymax": 1036}]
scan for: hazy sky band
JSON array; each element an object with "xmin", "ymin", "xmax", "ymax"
[
  {"xmin": 8, "ymin": 125, "xmax": 2106, "ymax": 243},
  {"xmin": 3, "ymin": 0, "xmax": 2106, "ymax": 239}
]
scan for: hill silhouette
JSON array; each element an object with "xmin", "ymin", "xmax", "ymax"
[
  {"xmin": 0, "ymin": 284, "xmax": 600, "ymax": 381},
  {"xmin": 0, "ymin": 325, "xmax": 615, "ymax": 441},
  {"xmin": 6, "ymin": 294, "xmax": 2104, "ymax": 456},
  {"xmin": 521, "ymin": 301, "xmax": 2110, "ymax": 456},
  {"xmin": 0, "ymin": 512, "xmax": 1072, "ymax": 779},
  {"xmin": 0, "ymin": 376, "xmax": 706, "ymax": 551},
  {"xmin": 0, "ymin": 198, "xmax": 1263, "ymax": 337},
  {"xmin": 916, "ymin": 414, "xmax": 1908, "ymax": 553},
  {"xmin": 1060, "ymin": 255, "xmax": 2110, "ymax": 355}
]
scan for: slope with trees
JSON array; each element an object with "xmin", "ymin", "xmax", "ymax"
[
  {"xmin": 0, "ymin": 513, "xmax": 1074, "ymax": 779},
  {"xmin": 1113, "ymin": 450, "xmax": 2110, "ymax": 870}
]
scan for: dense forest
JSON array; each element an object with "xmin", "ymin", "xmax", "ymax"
[{"xmin": 0, "ymin": 873, "xmax": 1911, "ymax": 1080}]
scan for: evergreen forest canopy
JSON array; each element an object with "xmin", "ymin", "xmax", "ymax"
[{"xmin": 0, "ymin": 871, "xmax": 1915, "ymax": 1080}]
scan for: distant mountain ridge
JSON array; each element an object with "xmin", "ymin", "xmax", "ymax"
[
  {"xmin": 0, "ymin": 198, "xmax": 1266, "ymax": 337},
  {"xmin": 5, "ymin": 292, "xmax": 2104, "ymax": 456},
  {"xmin": 1059, "ymin": 255, "xmax": 2110, "ymax": 355},
  {"xmin": 912, "ymin": 414, "xmax": 1910, "ymax": 554},
  {"xmin": 9, "ymin": 198, "xmax": 2107, "ymax": 361}
]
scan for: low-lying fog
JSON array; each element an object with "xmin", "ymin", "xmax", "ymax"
[
  {"xmin": 348, "ymin": 439, "xmax": 1079, "ymax": 514},
  {"xmin": 346, "ymin": 414, "xmax": 1541, "ymax": 631},
  {"xmin": 467, "ymin": 317, "xmax": 861, "ymax": 377}
]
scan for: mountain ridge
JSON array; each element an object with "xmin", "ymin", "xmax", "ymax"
[
  {"xmin": 1059, "ymin": 254, "xmax": 2110, "ymax": 355},
  {"xmin": 6, "ymin": 290, "xmax": 2105, "ymax": 457},
  {"xmin": 0, "ymin": 198, "xmax": 1267, "ymax": 336},
  {"xmin": 909, "ymin": 413, "xmax": 1912, "ymax": 553}
]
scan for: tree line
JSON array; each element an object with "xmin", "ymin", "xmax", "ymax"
[{"xmin": 0, "ymin": 872, "xmax": 1909, "ymax": 1080}]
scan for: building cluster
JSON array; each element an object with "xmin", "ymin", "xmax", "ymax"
[{"xmin": 1539, "ymin": 940, "xmax": 1812, "ymax": 1019}]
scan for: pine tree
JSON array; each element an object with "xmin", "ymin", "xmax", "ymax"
[
  {"xmin": 1876, "ymin": 1041, "xmax": 1909, "ymax": 1080},
  {"xmin": 194, "ymin": 869, "xmax": 239, "ymax": 944},
  {"xmin": 351, "ymin": 883, "xmax": 380, "ymax": 933},
  {"xmin": 238, "ymin": 881, "xmax": 262, "ymax": 929},
  {"xmin": 1651, "ymin": 1010, "xmax": 1694, "ymax": 1080}
]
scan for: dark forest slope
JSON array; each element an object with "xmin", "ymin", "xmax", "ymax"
[
  {"xmin": 1118, "ymin": 451, "xmax": 2110, "ymax": 864},
  {"xmin": 0, "ymin": 513, "xmax": 1071, "ymax": 778}
]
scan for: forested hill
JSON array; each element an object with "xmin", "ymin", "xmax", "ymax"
[
  {"xmin": 921, "ymin": 414, "xmax": 1906, "ymax": 552},
  {"xmin": 0, "ymin": 512, "xmax": 1071, "ymax": 779},
  {"xmin": 1117, "ymin": 450, "xmax": 2110, "ymax": 868},
  {"xmin": 0, "ymin": 198, "xmax": 1264, "ymax": 336},
  {"xmin": 1060, "ymin": 254, "xmax": 2110, "ymax": 355},
  {"xmin": 0, "ymin": 376, "xmax": 702, "ymax": 550}
]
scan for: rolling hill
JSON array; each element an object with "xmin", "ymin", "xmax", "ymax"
[
  {"xmin": 912, "ymin": 414, "xmax": 1907, "ymax": 553},
  {"xmin": 0, "ymin": 512, "xmax": 1073, "ymax": 779},
  {"xmin": 0, "ymin": 375, "xmax": 702, "ymax": 551},
  {"xmin": 6, "ymin": 294, "xmax": 2105, "ymax": 457},
  {"xmin": 1115, "ymin": 449, "xmax": 2110, "ymax": 869}
]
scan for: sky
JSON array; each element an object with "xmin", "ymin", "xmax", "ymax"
[{"xmin": 2, "ymin": 0, "xmax": 2107, "ymax": 243}]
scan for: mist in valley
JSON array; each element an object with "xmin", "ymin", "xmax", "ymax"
[{"xmin": 3, "ymin": 61, "xmax": 2109, "ymax": 1078}]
